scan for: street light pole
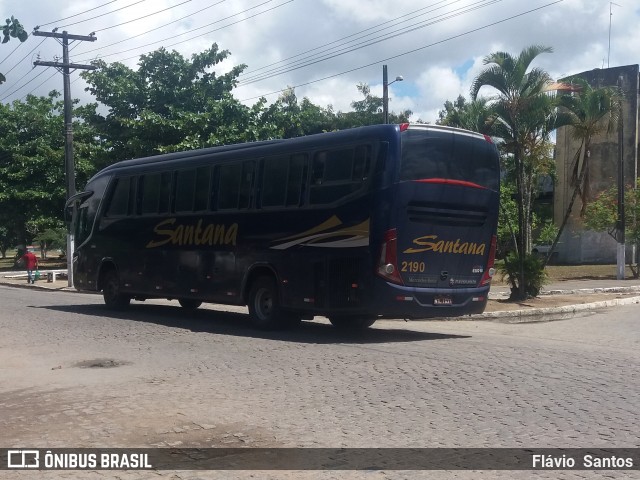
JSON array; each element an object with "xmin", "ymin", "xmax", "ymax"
[{"xmin": 382, "ymin": 65, "xmax": 403, "ymax": 124}]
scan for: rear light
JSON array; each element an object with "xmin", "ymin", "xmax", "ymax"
[
  {"xmin": 377, "ymin": 228, "xmax": 404, "ymax": 285},
  {"xmin": 414, "ymin": 178, "xmax": 486, "ymax": 189},
  {"xmin": 479, "ymin": 235, "xmax": 497, "ymax": 286},
  {"xmin": 483, "ymin": 134, "xmax": 494, "ymax": 143},
  {"xmin": 399, "ymin": 123, "xmax": 410, "ymax": 132}
]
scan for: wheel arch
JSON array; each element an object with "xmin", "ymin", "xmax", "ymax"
[
  {"xmin": 97, "ymin": 258, "xmax": 118, "ymax": 291},
  {"xmin": 241, "ymin": 264, "xmax": 280, "ymax": 304}
]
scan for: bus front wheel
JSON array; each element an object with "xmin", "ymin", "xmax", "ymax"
[
  {"xmin": 102, "ymin": 270, "xmax": 131, "ymax": 309},
  {"xmin": 247, "ymin": 276, "xmax": 298, "ymax": 330},
  {"xmin": 328, "ymin": 315, "xmax": 377, "ymax": 330}
]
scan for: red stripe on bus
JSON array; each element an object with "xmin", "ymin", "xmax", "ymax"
[{"xmin": 414, "ymin": 178, "xmax": 487, "ymax": 189}]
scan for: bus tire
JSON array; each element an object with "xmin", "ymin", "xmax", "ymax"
[
  {"xmin": 102, "ymin": 270, "xmax": 131, "ymax": 309},
  {"xmin": 178, "ymin": 299, "xmax": 202, "ymax": 310},
  {"xmin": 247, "ymin": 276, "xmax": 296, "ymax": 330},
  {"xmin": 329, "ymin": 315, "xmax": 377, "ymax": 330}
]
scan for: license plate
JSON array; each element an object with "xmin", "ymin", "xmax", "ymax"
[{"xmin": 434, "ymin": 296, "xmax": 452, "ymax": 306}]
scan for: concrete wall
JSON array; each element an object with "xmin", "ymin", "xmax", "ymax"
[{"xmin": 553, "ymin": 64, "xmax": 639, "ymax": 264}]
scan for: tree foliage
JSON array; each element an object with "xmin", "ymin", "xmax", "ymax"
[
  {"xmin": 0, "ymin": 93, "xmax": 94, "ymax": 246},
  {"xmin": 470, "ymin": 45, "xmax": 559, "ymax": 299},
  {"xmin": 583, "ymin": 179, "xmax": 640, "ymax": 277},
  {"xmin": 80, "ymin": 45, "xmax": 256, "ymax": 163},
  {"xmin": 1, "ymin": 16, "xmax": 28, "ymax": 84},
  {"xmin": 543, "ymin": 77, "xmax": 623, "ymax": 267}
]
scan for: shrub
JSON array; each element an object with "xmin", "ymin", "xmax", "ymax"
[{"xmin": 499, "ymin": 252, "xmax": 548, "ymax": 299}]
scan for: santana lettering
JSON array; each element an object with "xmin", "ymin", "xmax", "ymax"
[
  {"xmin": 404, "ymin": 235, "xmax": 486, "ymax": 255},
  {"xmin": 146, "ymin": 218, "xmax": 238, "ymax": 248}
]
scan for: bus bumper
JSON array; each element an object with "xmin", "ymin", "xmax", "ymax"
[{"xmin": 371, "ymin": 281, "xmax": 491, "ymax": 319}]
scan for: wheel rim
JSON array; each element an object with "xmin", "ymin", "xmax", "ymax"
[
  {"xmin": 254, "ymin": 287, "xmax": 273, "ymax": 321},
  {"xmin": 105, "ymin": 278, "xmax": 118, "ymax": 301}
]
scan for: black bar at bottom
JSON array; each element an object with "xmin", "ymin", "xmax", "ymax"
[{"xmin": 1, "ymin": 448, "xmax": 638, "ymax": 470}]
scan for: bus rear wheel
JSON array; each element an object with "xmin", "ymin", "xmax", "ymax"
[
  {"xmin": 247, "ymin": 276, "xmax": 298, "ymax": 330},
  {"xmin": 178, "ymin": 299, "xmax": 202, "ymax": 310},
  {"xmin": 328, "ymin": 315, "xmax": 377, "ymax": 330},
  {"xmin": 102, "ymin": 270, "xmax": 131, "ymax": 309}
]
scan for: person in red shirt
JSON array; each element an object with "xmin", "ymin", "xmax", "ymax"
[{"xmin": 21, "ymin": 250, "xmax": 39, "ymax": 284}]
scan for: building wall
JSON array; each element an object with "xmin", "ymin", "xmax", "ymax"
[{"xmin": 553, "ymin": 64, "xmax": 639, "ymax": 264}]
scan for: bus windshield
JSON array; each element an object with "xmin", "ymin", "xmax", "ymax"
[{"xmin": 400, "ymin": 127, "xmax": 499, "ymax": 191}]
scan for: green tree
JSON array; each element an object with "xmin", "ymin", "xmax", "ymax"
[
  {"xmin": 0, "ymin": 93, "xmax": 93, "ymax": 246},
  {"xmin": 81, "ymin": 45, "xmax": 252, "ymax": 162},
  {"xmin": 470, "ymin": 45, "xmax": 558, "ymax": 299},
  {"xmin": 544, "ymin": 77, "xmax": 623, "ymax": 266},
  {"xmin": 1, "ymin": 16, "xmax": 28, "ymax": 84},
  {"xmin": 583, "ymin": 179, "xmax": 639, "ymax": 278},
  {"xmin": 437, "ymin": 95, "xmax": 492, "ymax": 134},
  {"xmin": 336, "ymin": 83, "xmax": 411, "ymax": 128}
]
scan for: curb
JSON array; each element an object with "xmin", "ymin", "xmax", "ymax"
[
  {"xmin": 488, "ymin": 285, "xmax": 640, "ymax": 299},
  {"xmin": 472, "ymin": 295, "xmax": 640, "ymax": 323}
]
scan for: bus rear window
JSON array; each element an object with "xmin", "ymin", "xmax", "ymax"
[{"xmin": 400, "ymin": 129, "xmax": 499, "ymax": 191}]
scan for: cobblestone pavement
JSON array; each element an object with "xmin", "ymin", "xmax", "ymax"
[{"xmin": 0, "ymin": 285, "xmax": 638, "ymax": 480}]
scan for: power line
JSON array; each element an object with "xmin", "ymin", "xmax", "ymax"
[
  {"xmin": 239, "ymin": 0, "xmax": 452, "ymax": 78},
  {"xmin": 57, "ymin": 0, "xmax": 148, "ymax": 30},
  {"xmin": 0, "ymin": 38, "xmax": 27, "ymax": 68},
  {"xmin": 36, "ymin": 0, "xmax": 120, "ymax": 28},
  {"xmin": 3, "ymin": 0, "xmax": 197, "ymax": 100},
  {"xmin": 238, "ymin": 0, "xmax": 500, "ymax": 86},
  {"xmin": 94, "ymin": 0, "xmax": 193, "ymax": 33},
  {"xmin": 75, "ymin": 0, "xmax": 227, "ymax": 56},
  {"xmin": 76, "ymin": 0, "xmax": 293, "ymax": 64},
  {"xmin": 0, "ymin": 67, "xmax": 50, "ymax": 102},
  {"xmin": 239, "ymin": 0, "xmax": 565, "ymax": 102}
]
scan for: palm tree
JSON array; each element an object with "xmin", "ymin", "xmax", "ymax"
[
  {"xmin": 470, "ymin": 45, "xmax": 556, "ymax": 299},
  {"xmin": 543, "ymin": 77, "xmax": 623, "ymax": 267}
]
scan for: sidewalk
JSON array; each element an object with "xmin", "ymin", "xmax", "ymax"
[{"xmin": 2, "ymin": 269, "xmax": 640, "ymax": 322}]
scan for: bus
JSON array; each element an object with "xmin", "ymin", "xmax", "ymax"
[{"xmin": 66, "ymin": 123, "xmax": 500, "ymax": 329}]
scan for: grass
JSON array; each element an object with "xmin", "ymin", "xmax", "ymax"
[{"xmin": 0, "ymin": 250, "xmax": 66, "ymax": 271}]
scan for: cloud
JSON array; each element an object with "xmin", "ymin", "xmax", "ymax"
[{"xmin": 1, "ymin": 0, "xmax": 638, "ymax": 125}]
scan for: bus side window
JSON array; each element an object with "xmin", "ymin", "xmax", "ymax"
[
  {"xmin": 194, "ymin": 166, "xmax": 211, "ymax": 211},
  {"xmin": 261, "ymin": 156, "xmax": 289, "ymax": 207},
  {"xmin": 140, "ymin": 173, "xmax": 161, "ymax": 215},
  {"xmin": 158, "ymin": 171, "xmax": 172, "ymax": 214},
  {"xmin": 175, "ymin": 169, "xmax": 196, "ymax": 212},
  {"xmin": 105, "ymin": 177, "xmax": 131, "ymax": 217},
  {"xmin": 310, "ymin": 147, "xmax": 362, "ymax": 205},
  {"xmin": 217, "ymin": 163, "xmax": 242, "ymax": 210},
  {"xmin": 312, "ymin": 152, "xmax": 326, "ymax": 185},
  {"xmin": 239, "ymin": 161, "xmax": 255, "ymax": 209},
  {"xmin": 75, "ymin": 203, "xmax": 90, "ymax": 244},
  {"xmin": 127, "ymin": 176, "xmax": 137, "ymax": 216},
  {"xmin": 352, "ymin": 145, "xmax": 371, "ymax": 181},
  {"xmin": 287, "ymin": 154, "xmax": 307, "ymax": 207}
]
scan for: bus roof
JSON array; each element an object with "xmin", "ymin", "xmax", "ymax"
[{"xmin": 87, "ymin": 123, "xmax": 488, "ymax": 182}]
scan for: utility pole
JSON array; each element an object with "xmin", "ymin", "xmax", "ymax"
[
  {"xmin": 616, "ymin": 75, "xmax": 625, "ymax": 279},
  {"xmin": 33, "ymin": 30, "xmax": 97, "ymax": 287}
]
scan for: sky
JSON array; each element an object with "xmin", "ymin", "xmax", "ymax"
[{"xmin": 0, "ymin": 0, "xmax": 638, "ymax": 123}]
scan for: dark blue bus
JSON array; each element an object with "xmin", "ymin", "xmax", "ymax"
[{"xmin": 67, "ymin": 123, "xmax": 499, "ymax": 329}]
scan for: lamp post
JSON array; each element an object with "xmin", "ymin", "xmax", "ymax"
[{"xmin": 383, "ymin": 65, "xmax": 403, "ymax": 124}]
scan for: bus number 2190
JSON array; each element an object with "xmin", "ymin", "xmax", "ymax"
[{"xmin": 401, "ymin": 261, "xmax": 425, "ymax": 273}]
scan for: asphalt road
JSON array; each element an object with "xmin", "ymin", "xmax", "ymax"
[{"xmin": 1, "ymin": 285, "xmax": 638, "ymax": 480}]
